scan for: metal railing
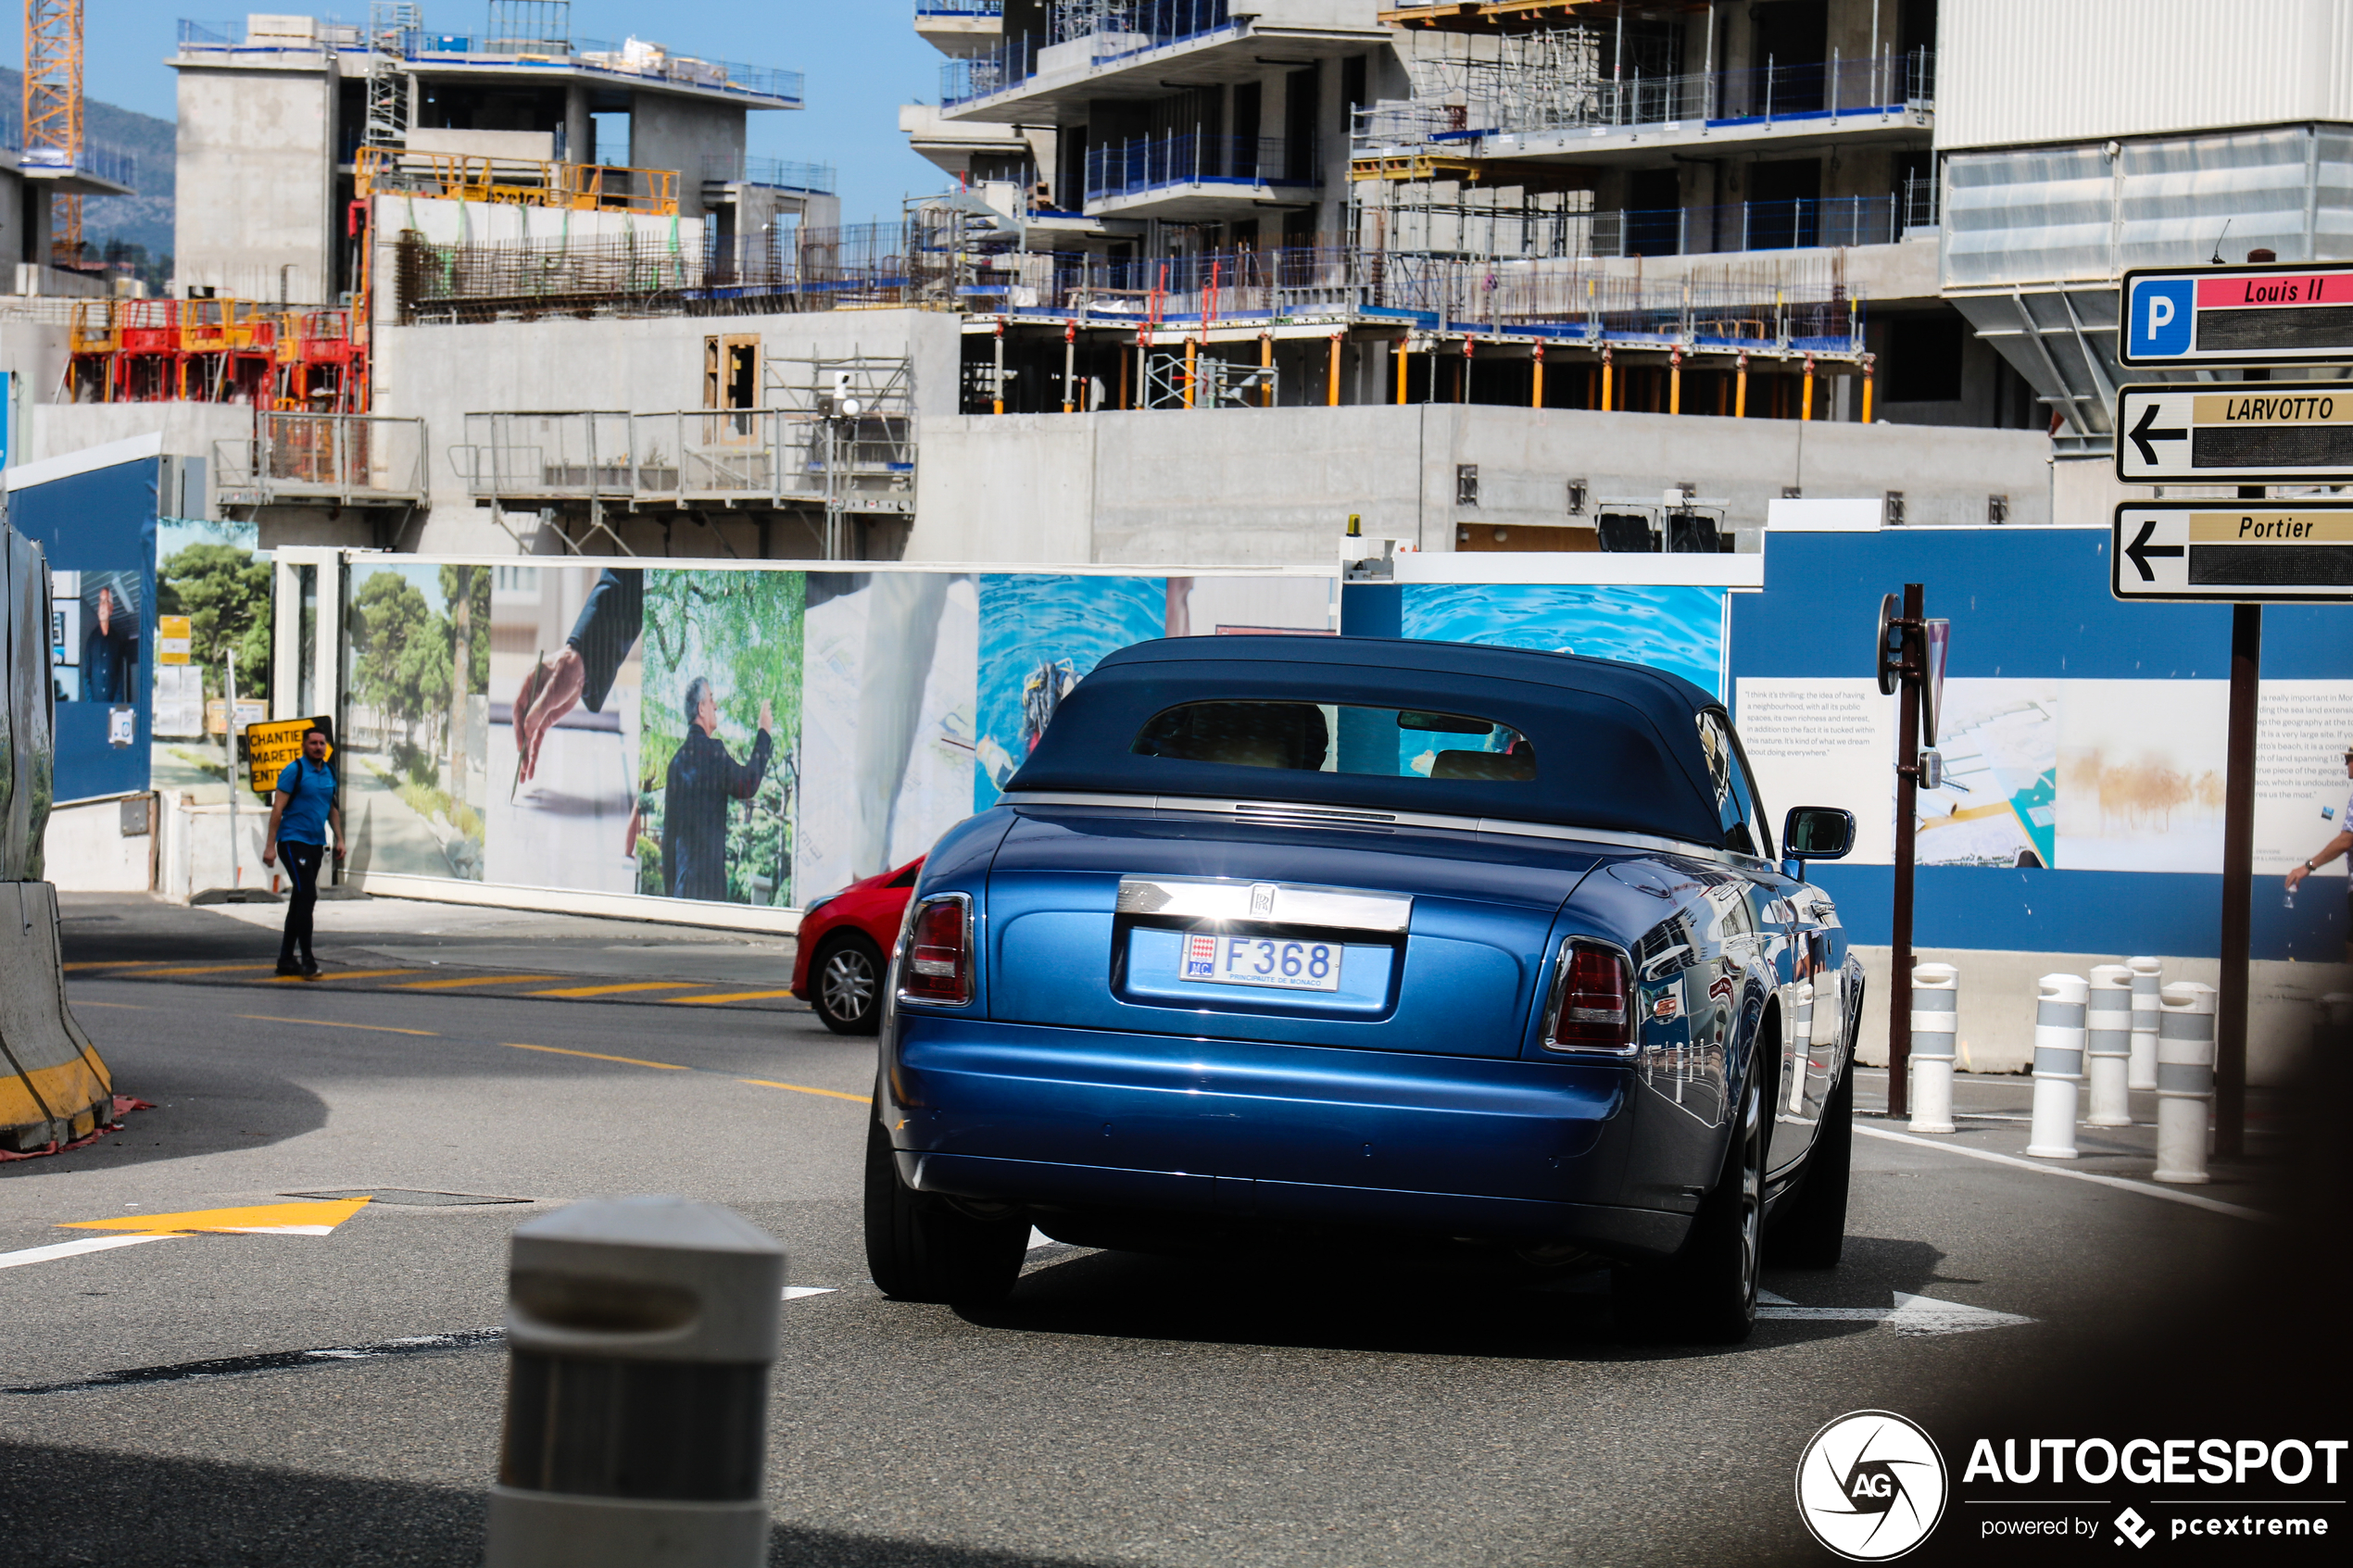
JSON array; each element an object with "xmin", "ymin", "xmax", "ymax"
[
  {"xmin": 1590, "ymin": 197, "xmax": 1906, "ymax": 258},
  {"xmin": 1084, "ymin": 133, "xmax": 1316, "ymax": 204},
  {"xmin": 1356, "ymin": 48, "xmax": 1935, "ymax": 147},
  {"xmin": 702, "ymin": 155, "xmax": 837, "ymax": 194},
  {"xmin": 453, "ymin": 408, "xmax": 915, "ymax": 510},
  {"xmin": 943, "ymin": 0, "xmax": 1234, "ymax": 106},
  {"xmin": 358, "ymin": 147, "xmax": 679, "ymax": 214},
  {"xmin": 915, "ymin": 1, "xmax": 1003, "ymax": 14},
  {"xmin": 213, "ymin": 415, "xmax": 427, "ymax": 508}
]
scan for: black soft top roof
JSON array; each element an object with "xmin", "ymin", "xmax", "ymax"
[{"xmin": 1002, "ymin": 635, "xmax": 1734, "ymax": 847}]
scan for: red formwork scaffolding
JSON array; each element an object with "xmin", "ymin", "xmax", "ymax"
[{"xmin": 65, "ymin": 299, "xmax": 370, "ymax": 410}]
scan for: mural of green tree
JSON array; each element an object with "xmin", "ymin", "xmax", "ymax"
[
  {"xmin": 157, "ymin": 543, "xmax": 271, "ymax": 706},
  {"xmin": 346, "ymin": 565, "xmax": 491, "ymax": 880},
  {"xmin": 637, "ymin": 571, "xmax": 804, "ymax": 906}
]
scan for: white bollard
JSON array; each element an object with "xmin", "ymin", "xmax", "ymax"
[
  {"xmin": 2085, "ymin": 965, "xmax": 2134, "ymax": 1127},
  {"xmin": 2025, "ymin": 973, "xmax": 2087, "ymax": 1160},
  {"xmin": 2126, "ymin": 956, "xmax": 2163, "ymax": 1091},
  {"xmin": 2153, "ymin": 982, "xmax": 2217, "ymax": 1185},
  {"xmin": 1907, "ymin": 962, "xmax": 1959, "ymax": 1134}
]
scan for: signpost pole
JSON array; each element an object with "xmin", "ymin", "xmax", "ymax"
[
  {"xmin": 2214, "ymin": 602, "xmax": 2259, "ymax": 1160},
  {"xmin": 1887, "ymin": 582, "xmax": 1924, "ymax": 1121},
  {"xmin": 225, "ymin": 650, "xmax": 243, "ymax": 890}
]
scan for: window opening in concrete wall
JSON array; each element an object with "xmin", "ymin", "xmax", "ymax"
[{"xmin": 1887, "ymin": 315, "xmax": 1963, "ymax": 403}]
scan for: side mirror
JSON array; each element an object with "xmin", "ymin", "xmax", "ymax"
[{"xmin": 1782, "ymin": 807, "xmax": 1856, "ymax": 863}]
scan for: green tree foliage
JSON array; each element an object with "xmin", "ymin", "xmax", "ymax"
[
  {"xmin": 439, "ymin": 564, "xmax": 491, "ymax": 696},
  {"xmin": 158, "ymin": 543, "xmax": 271, "ymax": 702},
  {"xmin": 638, "ymin": 571, "xmax": 804, "ymax": 905}
]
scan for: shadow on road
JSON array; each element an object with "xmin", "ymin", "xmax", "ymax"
[
  {"xmin": 0, "ymin": 1443, "xmax": 1128, "ymax": 1568},
  {"xmin": 954, "ymin": 1236, "xmax": 1936, "ymax": 1361}
]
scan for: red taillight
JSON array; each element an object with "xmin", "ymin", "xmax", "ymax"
[
  {"xmin": 900, "ymin": 896, "xmax": 971, "ymax": 1006},
  {"xmin": 1543, "ymin": 941, "xmax": 1634, "ymax": 1053}
]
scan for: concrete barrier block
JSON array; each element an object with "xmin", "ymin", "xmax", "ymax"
[{"xmin": 0, "ymin": 881, "xmax": 117, "ymax": 1153}]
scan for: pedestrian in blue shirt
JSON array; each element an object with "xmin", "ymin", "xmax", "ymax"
[
  {"xmin": 2284, "ymin": 740, "xmax": 2353, "ymax": 964},
  {"xmin": 261, "ymin": 728, "xmax": 343, "ymax": 978}
]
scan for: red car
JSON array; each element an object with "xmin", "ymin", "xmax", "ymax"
[{"xmin": 791, "ymin": 857, "xmax": 923, "ymax": 1034}]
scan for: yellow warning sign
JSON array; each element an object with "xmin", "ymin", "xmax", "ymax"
[
  {"xmin": 244, "ymin": 716, "xmax": 335, "ymax": 799},
  {"xmin": 59, "ymin": 1197, "xmax": 371, "ymax": 1236},
  {"xmin": 157, "ymin": 614, "xmax": 192, "ymax": 666}
]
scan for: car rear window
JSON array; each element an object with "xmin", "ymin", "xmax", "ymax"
[{"xmin": 1131, "ymin": 701, "xmax": 1536, "ymax": 783}]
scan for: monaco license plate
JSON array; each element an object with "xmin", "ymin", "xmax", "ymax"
[{"xmin": 1180, "ymin": 932, "xmax": 1344, "ymax": 992}]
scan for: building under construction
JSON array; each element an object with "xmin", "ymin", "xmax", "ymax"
[{"xmin": 19, "ymin": 2, "xmax": 2347, "ymax": 567}]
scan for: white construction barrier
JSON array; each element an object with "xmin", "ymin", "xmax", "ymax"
[
  {"xmin": 1908, "ymin": 962, "xmax": 1958, "ymax": 1135},
  {"xmin": 2126, "ymin": 957, "xmax": 2163, "ymax": 1091},
  {"xmin": 2026, "ymin": 973, "xmax": 2088, "ymax": 1160},
  {"xmin": 2085, "ymin": 964, "xmax": 2134, "ymax": 1128},
  {"xmin": 2154, "ymin": 982, "xmax": 2218, "ymax": 1185},
  {"xmin": 485, "ymin": 1196, "xmax": 786, "ymax": 1568}
]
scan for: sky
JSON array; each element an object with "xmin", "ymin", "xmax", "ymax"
[{"xmin": 27, "ymin": 2, "xmax": 949, "ymax": 225}]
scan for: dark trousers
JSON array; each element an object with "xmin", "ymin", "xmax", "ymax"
[{"xmin": 279, "ymin": 842, "xmax": 324, "ymax": 965}]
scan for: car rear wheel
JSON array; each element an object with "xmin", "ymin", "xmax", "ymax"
[
  {"xmin": 1616, "ymin": 1066, "xmax": 1763, "ymax": 1345},
  {"xmin": 1767, "ymin": 1049, "xmax": 1853, "ymax": 1270},
  {"xmin": 862, "ymin": 1118, "xmax": 1029, "ymax": 1308},
  {"xmin": 812, "ymin": 935, "xmax": 885, "ymax": 1035}
]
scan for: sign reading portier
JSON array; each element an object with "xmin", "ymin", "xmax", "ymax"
[
  {"xmin": 2114, "ymin": 383, "xmax": 2353, "ymax": 483},
  {"xmin": 2111, "ymin": 502, "xmax": 2353, "ymax": 603},
  {"xmin": 2120, "ymin": 261, "xmax": 2353, "ymax": 367}
]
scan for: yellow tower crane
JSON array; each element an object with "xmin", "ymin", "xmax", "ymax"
[{"xmin": 24, "ymin": 0, "xmax": 86, "ymax": 267}]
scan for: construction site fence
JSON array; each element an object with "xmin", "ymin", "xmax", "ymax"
[
  {"xmin": 452, "ymin": 409, "xmax": 915, "ymax": 507},
  {"xmin": 392, "ymin": 231, "xmax": 1860, "ymax": 348},
  {"xmin": 212, "ymin": 414, "xmax": 428, "ymax": 507}
]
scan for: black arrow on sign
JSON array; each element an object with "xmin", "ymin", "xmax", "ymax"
[
  {"xmin": 2128, "ymin": 400, "xmax": 2188, "ymax": 467},
  {"xmin": 2124, "ymin": 518, "xmax": 2186, "ymax": 582}
]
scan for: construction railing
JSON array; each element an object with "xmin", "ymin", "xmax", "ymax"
[
  {"xmin": 213, "ymin": 414, "xmax": 427, "ymax": 508},
  {"xmin": 702, "ymin": 155, "xmax": 837, "ymax": 194},
  {"xmin": 943, "ymin": 0, "xmax": 1235, "ymax": 107},
  {"xmin": 1588, "ymin": 197, "xmax": 1907, "ymax": 258},
  {"xmin": 1084, "ymin": 133, "xmax": 1316, "ymax": 204},
  {"xmin": 1356, "ymin": 48, "xmax": 1935, "ymax": 149},
  {"xmin": 357, "ymin": 147, "xmax": 681, "ymax": 215},
  {"xmin": 393, "ymin": 227, "xmax": 1860, "ymax": 351},
  {"xmin": 452, "ymin": 408, "xmax": 915, "ymax": 510}
]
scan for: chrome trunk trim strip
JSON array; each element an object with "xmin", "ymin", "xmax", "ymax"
[{"xmin": 1114, "ymin": 875, "xmax": 1414, "ymax": 935}]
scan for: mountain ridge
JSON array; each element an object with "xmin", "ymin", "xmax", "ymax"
[{"xmin": 0, "ymin": 66, "xmax": 176, "ymax": 261}]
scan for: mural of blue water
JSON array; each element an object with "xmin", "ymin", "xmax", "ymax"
[
  {"xmin": 1398, "ymin": 584, "xmax": 1729, "ymax": 697},
  {"xmin": 975, "ymin": 574, "xmax": 1166, "ymax": 810}
]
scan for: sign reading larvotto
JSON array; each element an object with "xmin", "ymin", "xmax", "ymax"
[
  {"xmin": 2111, "ymin": 502, "xmax": 2353, "ymax": 604},
  {"xmin": 2114, "ymin": 383, "xmax": 2353, "ymax": 483},
  {"xmin": 2122, "ymin": 261, "xmax": 2353, "ymax": 366}
]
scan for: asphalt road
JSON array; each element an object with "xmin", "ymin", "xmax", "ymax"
[{"xmin": 2, "ymin": 897, "xmax": 2342, "ymax": 1566}]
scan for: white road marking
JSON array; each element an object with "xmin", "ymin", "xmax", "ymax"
[
  {"xmin": 783, "ymin": 1286, "xmax": 835, "ymax": 1300},
  {"xmin": 1758, "ymin": 1287, "xmax": 2033, "ymax": 1336},
  {"xmin": 1026, "ymin": 1227, "xmax": 1058, "ymax": 1250},
  {"xmin": 1856, "ymin": 1123, "xmax": 2277, "ymax": 1223},
  {"xmin": 0, "ymin": 1234, "xmax": 181, "ymax": 1271}
]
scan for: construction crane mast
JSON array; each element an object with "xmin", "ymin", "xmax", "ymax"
[{"xmin": 24, "ymin": 0, "xmax": 85, "ymax": 266}]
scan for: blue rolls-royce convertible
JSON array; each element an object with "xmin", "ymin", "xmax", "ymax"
[{"xmin": 864, "ymin": 636, "xmax": 1861, "ymax": 1343}]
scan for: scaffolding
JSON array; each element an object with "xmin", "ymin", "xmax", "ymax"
[
  {"xmin": 24, "ymin": 0, "xmax": 85, "ymax": 264},
  {"xmin": 364, "ymin": 2, "xmax": 422, "ymax": 148},
  {"xmin": 355, "ymin": 147, "xmax": 681, "ymax": 214},
  {"xmin": 66, "ymin": 301, "xmax": 370, "ymax": 409}
]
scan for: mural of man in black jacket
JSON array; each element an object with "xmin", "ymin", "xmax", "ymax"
[{"xmin": 664, "ymin": 675, "xmax": 773, "ymax": 902}]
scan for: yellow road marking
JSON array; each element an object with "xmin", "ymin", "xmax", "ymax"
[
  {"xmin": 391, "ymin": 973, "xmax": 566, "ymax": 991},
  {"xmin": 506, "ymin": 1043, "xmax": 689, "ymax": 1071},
  {"xmin": 523, "ymin": 981, "xmax": 703, "ymax": 998},
  {"xmin": 236, "ymin": 1014, "xmax": 439, "ymax": 1036},
  {"xmin": 63, "ymin": 960, "xmax": 170, "ymax": 972},
  {"xmin": 741, "ymin": 1078, "xmax": 872, "ymax": 1104},
  {"xmin": 76, "ymin": 1001, "xmax": 147, "ymax": 1010},
  {"xmin": 126, "ymin": 963, "xmax": 283, "ymax": 978},
  {"xmin": 61, "ymin": 1198, "xmax": 371, "ymax": 1236},
  {"xmin": 669, "ymin": 989, "xmax": 799, "ymax": 1005},
  {"xmin": 261, "ymin": 968, "xmax": 424, "ymax": 985}
]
